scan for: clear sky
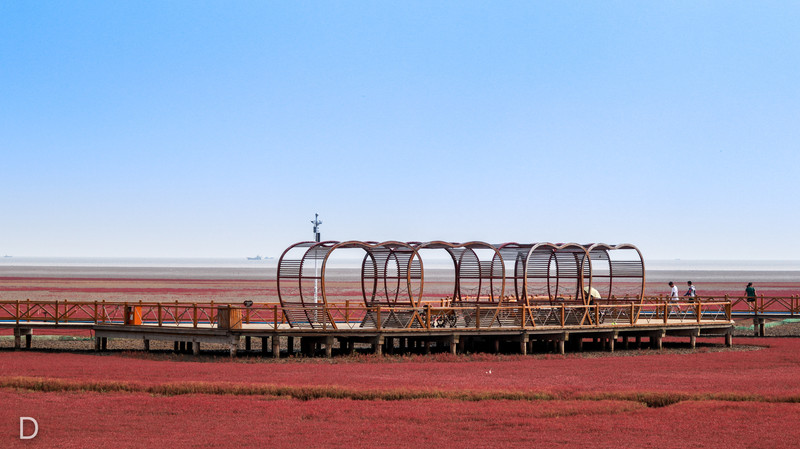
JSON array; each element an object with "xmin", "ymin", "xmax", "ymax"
[{"xmin": 2, "ymin": 2, "xmax": 798, "ymax": 260}]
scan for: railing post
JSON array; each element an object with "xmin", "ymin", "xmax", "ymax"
[
  {"xmin": 55, "ymin": 300, "xmax": 59, "ymax": 325},
  {"xmin": 273, "ymin": 305, "xmax": 278, "ymax": 330},
  {"xmin": 560, "ymin": 304, "xmax": 565, "ymax": 327},
  {"xmin": 426, "ymin": 304, "xmax": 431, "ymax": 329},
  {"xmin": 630, "ymin": 303, "xmax": 635, "ymax": 325},
  {"xmin": 15, "ymin": 300, "xmax": 20, "ymax": 325},
  {"xmin": 322, "ymin": 304, "xmax": 327, "ymax": 330},
  {"xmin": 346, "ymin": 300, "xmax": 350, "ymax": 325},
  {"xmin": 520, "ymin": 305, "xmax": 525, "ymax": 330},
  {"xmin": 595, "ymin": 305, "xmax": 599, "ymax": 327},
  {"xmin": 476, "ymin": 305, "xmax": 481, "ymax": 329},
  {"xmin": 696, "ymin": 302, "xmax": 702, "ymax": 323},
  {"xmin": 158, "ymin": 303, "xmax": 163, "ymax": 326},
  {"xmin": 193, "ymin": 303, "xmax": 198, "ymax": 328},
  {"xmin": 376, "ymin": 307, "xmax": 382, "ymax": 330},
  {"xmin": 663, "ymin": 303, "xmax": 668, "ymax": 324}
]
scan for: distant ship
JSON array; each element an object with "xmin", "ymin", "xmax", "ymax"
[
  {"xmin": 3, "ymin": 255, "xmax": 11, "ymax": 258},
  {"xmin": 247, "ymin": 255, "xmax": 262, "ymax": 260}
]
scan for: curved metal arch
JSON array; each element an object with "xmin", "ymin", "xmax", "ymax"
[
  {"xmin": 457, "ymin": 241, "xmax": 506, "ymax": 303},
  {"xmin": 411, "ymin": 241, "xmax": 505, "ymax": 304},
  {"xmin": 524, "ymin": 243, "xmax": 591, "ymax": 305},
  {"xmin": 355, "ymin": 241, "xmax": 423, "ymax": 307},
  {"xmin": 496, "ymin": 243, "xmax": 534, "ymax": 301},
  {"xmin": 584, "ymin": 243, "xmax": 645, "ymax": 301},
  {"xmin": 277, "ymin": 240, "xmax": 340, "ymax": 328},
  {"xmin": 409, "ymin": 241, "xmax": 461, "ymax": 303}
]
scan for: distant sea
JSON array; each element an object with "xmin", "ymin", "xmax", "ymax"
[
  {"xmin": 0, "ymin": 257, "xmax": 798, "ymax": 282},
  {"xmin": 0, "ymin": 256, "xmax": 278, "ymax": 268}
]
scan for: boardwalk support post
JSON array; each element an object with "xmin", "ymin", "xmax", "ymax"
[
  {"xmin": 272, "ymin": 335, "xmax": 280, "ymax": 358},
  {"xmin": 450, "ymin": 334, "xmax": 459, "ymax": 355}
]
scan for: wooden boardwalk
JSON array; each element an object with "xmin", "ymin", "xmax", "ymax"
[{"xmin": 1, "ymin": 300, "xmax": 734, "ymax": 356}]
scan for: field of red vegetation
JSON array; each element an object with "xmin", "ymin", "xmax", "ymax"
[
  {"xmin": 2, "ymin": 337, "xmax": 800, "ymax": 447},
  {"xmin": 3, "ymin": 276, "xmax": 800, "ymax": 447},
  {"xmin": 0, "ymin": 277, "xmax": 279, "ymax": 303},
  {"xmin": 3, "ymin": 392, "xmax": 797, "ymax": 449}
]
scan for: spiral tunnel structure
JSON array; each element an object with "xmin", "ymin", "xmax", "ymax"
[{"xmin": 277, "ymin": 240, "xmax": 645, "ymax": 327}]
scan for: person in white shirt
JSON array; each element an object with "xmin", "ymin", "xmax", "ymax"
[{"xmin": 668, "ymin": 282, "xmax": 679, "ymax": 301}]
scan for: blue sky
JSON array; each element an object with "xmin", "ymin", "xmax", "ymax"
[{"xmin": 2, "ymin": 2, "xmax": 798, "ymax": 259}]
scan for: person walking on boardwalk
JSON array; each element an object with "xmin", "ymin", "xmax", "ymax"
[
  {"xmin": 668, "ymin": 281, "xmax": 680, "ymax": 316},
  {"xmin": 668, "ymin": 282, "xmax": 679, "ymax": 301},
  {"xmin": 745, "ymin": 282, "xmax": 757, "ymax": 302},
  {"xmin": 684, "ymin": 281, "xmax": 696, "ymax": 301}
]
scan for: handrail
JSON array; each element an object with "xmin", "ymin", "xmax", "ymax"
[{"xmin": 0, "ymin": 299, "xmax": 733, "ymax": 331}]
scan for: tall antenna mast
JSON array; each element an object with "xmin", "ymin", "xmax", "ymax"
[
  {"xmin": 311, "ymin": 213, "xmax": 322, "ymax": 242},
  {"xmin": 311, "ymin": 213, "xmax": 322, "ymax": 306}
]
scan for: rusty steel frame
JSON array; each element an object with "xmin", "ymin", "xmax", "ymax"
[
  {"xmin": 410, "ymin": 241, "xmax": 505, "ymax": 305},
  {"xmin": 277, "ymin": 241, "xmax": 423, "ymax": 328},
  {"xmin": 277, "ymin": 240, "xmax": 646, "ymax": 328},
  {"xmin": 583, "ymin": 243, "xmax": 646, "ymax": 302}
]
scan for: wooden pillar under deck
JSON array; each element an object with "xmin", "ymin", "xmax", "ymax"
[
  {"xmin": 652, "ymin": 335, "xmax": 663, "ymax": 350},
  {"xmin": 229, "ymin": 337, "xmax": 239, "ymax": 357},
  {"xmin": 272, "ymin": 336, "xmax": 280, "ymax": 358},
  {"xmin": 14, "ymin": 328, "xmax": 32, "ymax": 350},
  {"xmin": 193, "ymin": 342, "xmax": 200, "ymax": 355},
  {"xmin": 144, "ymin": 339, "xmax": 150, "ymax": 351},
  {"xmin": 690, "ymin": 335, "xmax": 696, "ymax": 349}
]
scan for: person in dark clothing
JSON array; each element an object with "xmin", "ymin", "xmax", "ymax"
[{"xmin": 745, "ymin": 283, "xmax": 757, "ymax": 302}]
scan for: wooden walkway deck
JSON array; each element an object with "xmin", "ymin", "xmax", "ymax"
[{"xmin": 1, "ymin": 300, "xmax": 734, "ymax": 356}]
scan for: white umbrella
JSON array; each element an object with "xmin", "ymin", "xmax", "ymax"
[{"xmin": 583, "ymin": 286, "xmax": 601, "ymax": 300}]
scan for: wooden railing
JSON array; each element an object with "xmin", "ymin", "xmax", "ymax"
[
  {"xmin": 642, "ymin": 295, "xmax": 800, "ymax": 316},
  {"xmin": 0, "ymin": 299, "xmax": 732, "ymax": 331}
]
